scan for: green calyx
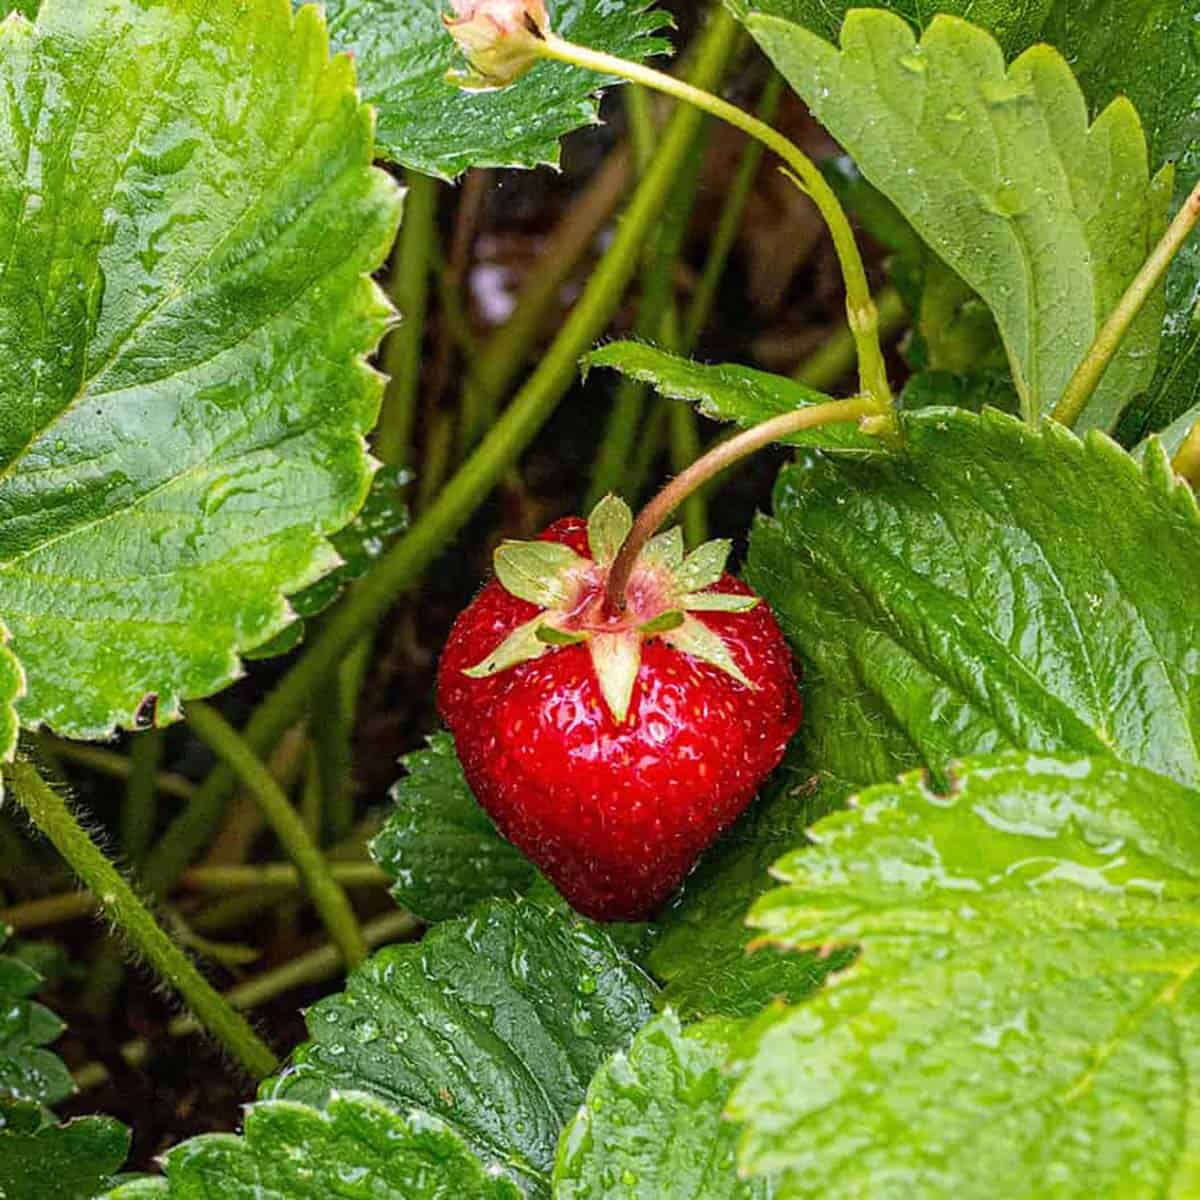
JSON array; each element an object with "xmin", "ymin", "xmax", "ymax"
[{"xmin": 463, "ymin": 496, "xmax": 759, "ymax": 722}]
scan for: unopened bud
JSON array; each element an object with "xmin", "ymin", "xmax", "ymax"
[{"xmin": 444, "ymin": 0, "xmax": 550, "ymax": 90}]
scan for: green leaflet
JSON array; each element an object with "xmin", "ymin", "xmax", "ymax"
[
  {"xmin": 0, "ymin": 629, "xmax": 19, "ymax": 772},
  {"xmin": 0, "ymin": 0, "xmax": 402, "ymax": 740},
  {"xmin": 747, "ymin": 407, "xmax": 1200, "ymax": 792},
  {"xmin": 724, "ymin": 0, "xmax": 1055, "ymax": 58},
  {"xmin": 101, "ymin": 1094, "xmax": 520, "ymax": 1199},
  {"xmin": 553, "ymin": 1013, "xmax": 771, "ymax": 1199},
  {"xmin": 745, "ymin": 9, "xmax": 1169, "ymax": 428},
  {"xmin": 648, "ymin": 758, "xmax": 851, "ymax": 1021},
  {"xmin": 313, "ymin": 0, "xmax": 671, "ymax": 179},
  {"xmin": 584, "ymin": 343, "xmax": 881, "ymax": 454},
  {"xmin": 0, "ymin": 929, "xmax": 73, "ymax": 1107},
  {"xmin": 370, "ymin": 733, "xmax": 536, "ymax": 922},
  {"xmin": 729, "ymin": 753, "xmax": 1200, "ymax": 1198},
  {"xmin": 262, "ymin": 898, "xmax": 657, "ymax": 1199},
  {"xmin": 0, "ymin": 1100, "xmax": 130, "ymax": 1200}
]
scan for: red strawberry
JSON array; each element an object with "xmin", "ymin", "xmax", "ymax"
[{"xmin": 437, "ymin": 497, "xmax": 801, "ymax": 921}]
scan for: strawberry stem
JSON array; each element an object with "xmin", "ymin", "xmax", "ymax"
[
  {"xmin": 605, "ymin": 397, "xmax": 883, "ymax": 611},
  {"xmin": 533, "ymin": 32, "xmax": 895, "ymax": 411}
]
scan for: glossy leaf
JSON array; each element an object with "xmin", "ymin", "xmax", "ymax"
[
  {"xmin": 102, "ymin": 1093, "xmax": 521, "ymax": 1199},
  {"xmin": 724, "ymin": 0, "xmax": 1055, "ymax": 58},
  {"xmin": 648, "ymin": 759, "xmax": 850, "ymax": 1021},
  {"xmin": 0, "ymin": 0, "xmax": 401, "ymax": 739},
  {"xmin": 745, "ymin": 9, "xmax": 1169, "ymax": 427},
  {"xmin": 585, "ymin": 343, "xmax": 881, "ymax": 453},
  {"xmin": 0, "ymin": 1100, "xmax": 129, "ymax": 1200},
  {"xmin": 312, "ymin": 0, "xmax": 670, "ymax": 179},
  {"xmin": 370, "ymin": 733, "xmax": 536, "ymax": 922},
  {"xmin": 263, "ymin": 898, "xmax": 657, "ymax": 1198},
  {"xmin": 553, "ymin": 1013, "xmax": 771, "ymax": 1199},
  {"xmin": 0, "ymin": 929, "xmax": 73, "ymax": 1106},
  {"xmin": 746, "ymin": 407, "xmax": 1200, "ymax": 791},
  {"xmin": 730, "ymin": 753, "xmax": 1200, "ymax": 1198}
]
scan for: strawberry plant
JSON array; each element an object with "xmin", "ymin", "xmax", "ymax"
[{"xmin": 1, "ymin": 0, "xmax": 1199, "ymax": 1195}]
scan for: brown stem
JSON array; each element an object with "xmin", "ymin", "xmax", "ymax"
[{"xmin": 605, "ymin": 397, "xmax": 883, "ymax": 609}]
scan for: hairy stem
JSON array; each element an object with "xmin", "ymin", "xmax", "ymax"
[
  {"xmin": 606, "ymin": 396, "xmax": 880, "ymax": 607},
  {"xmin": 1054, "ymin": 177, "xmax": 1200, "ymax": 428},
  {"xmin": 535, "ymin": 32, "xmax": 894, "ymax": 409},
  {"xmin": 3, "ymin": 759, "xmax": 278, "ymax": 1078},
  {"xmin": 185, "ymin": 702, "xmax": 367, "ymax": 968},
  {"xmin": 140, "ymin": 8, "xmax": 745, "ymax": 899}
]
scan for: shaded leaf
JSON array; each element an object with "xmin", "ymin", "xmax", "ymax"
[
  {"xmin": 314, "ymin": 0, "xmax": 671, "ymax": 178},
  {"xmin": 746, "ymin": 408, "xmax": 1200, "ymax": 791},
  {"xmin": 263, "ymin": 898, "xmax": 657, "ymax": 1198},
  {"xmin": 102, "ymin": 1093, "xmax": 520, "ymax": 1199},
  {"xmin": 745, "ymin": 9, "xmax": 1169, "ymax": 427},
  {"xmin": 730, "ymin": 753, "xmax": 1200, "ymax": 1198},
  {"xmin": 0, "ymin": 928, "xmax": 73, "ymax": 1106},
  {"xmin": 899, "ymin": 368, "xmax": 1020, "ymax": 415},
  {"xmin": 585, "ymin": 343, "xmax": 881, "ymax": 453},
  {"xmin": 0, "ymin": 0, "xmax": 402, "ymax": 738},
  {"xmin": 0, "ymin": 1100, "xmax": 129, "ymax": 1200},
  {"xmin": 553, "ymin": 1013, "xmax": 771, "ymax": 1199},
  {"xmin": 370, "ymin": 733, "xmax": 535, "ymax": 922}
]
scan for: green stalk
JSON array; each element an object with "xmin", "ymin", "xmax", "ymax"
[
  {"xmin": 1054, "ymin": 177, "xmax": 1200, "ymax": 428},
  {"xmin": 40, "ymin": 736, "xmax": 196, "ymax": 803},
  {"xmin": 376, "ymin": 172, "xmax": 439, "ymax": 467},
  {"xmin": 0, "ymin": 863, "xmax": 387, "ymax": 931},
  {"xmin": 535, "ymin": 30, "xmax": 894, "ymax": 410},
  {"xmin": 683, "ymin": 71, "xmax": 785, "ymax": 351},
  {"xmin": 81, "ymin": 729, "xmax": 164, "ymax": 1016},
  {"xmin": 3, "ymin": 759, "xmax": 277, "ymax": 1078},
  {"xmin": 185, "ymin": 702, "xmax": 367, "ymax": 968},
  {"xmin": 140, "ymin": 7, "xmax": 746, "ymax": 900}
]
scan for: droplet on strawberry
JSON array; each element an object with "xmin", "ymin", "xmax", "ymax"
[{"xmin": 437, "ymin": 496, "xmax": 802, "ymax": 921}]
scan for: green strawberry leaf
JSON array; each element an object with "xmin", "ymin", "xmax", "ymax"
[
  {"xmin": 724, "ymin": 0, "xmax": 1056, "ymax": 59},
  {"xmin": 729, "ymin": 753, "xmax": 1200, "ymax": 1198},
  {"xmin": 584, "ymin": 343, "xmax": 881, "ymax": 453},
  {"xmin": 0, "ymin": 1100, "xmax": 129, "ymax": 1200},
  {"xmin": 1045, "ymin": 0, "xmax": 1200, "ymax": 447},
  {"xmin": 0, "ymin": 0, "xmax": 402, "ymax": 740},
  {"xmin": 245, "ymin": 465, "xmax": 411, "ymax": 661},
  {"xmin": 311, "ymin": 0, "xmax": 671, "ymax": 179},
  {"xmin": 262, "ymin": 898, "xmax": 657, "ymax": 1199},
  {"xmin": 0, "ymin": 629, "xmax": 20, "ymax": 776},
  {"xmin": 101, "ymin": 1094, "xmax": 520, "ymax": 1200},
  {"xmin": 744, "ymin": 9, "xmax": 1170, "ymax": 428},
  {"xmin": 553, "ymin": 1013, "xmax": 772, "ymax": 1199},
  {"xmin": 648, "ymin": 759, "xmax": 850, "ymax": 1021},
  {"xmin": 747, "ymin": 407, "xmax": 1200, "ymax": 792},
  {"xmin": 370, "ymin": 733, "xmax": 536, "ymax": 922},
  {"xmin": 0, "ymin": 929, "xmax": 73, "ymax": 1107}
]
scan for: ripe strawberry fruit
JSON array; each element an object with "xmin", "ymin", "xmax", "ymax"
[{"xmin": 437, "ymin": 496, "xmax": 801, "ymax": 921}]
